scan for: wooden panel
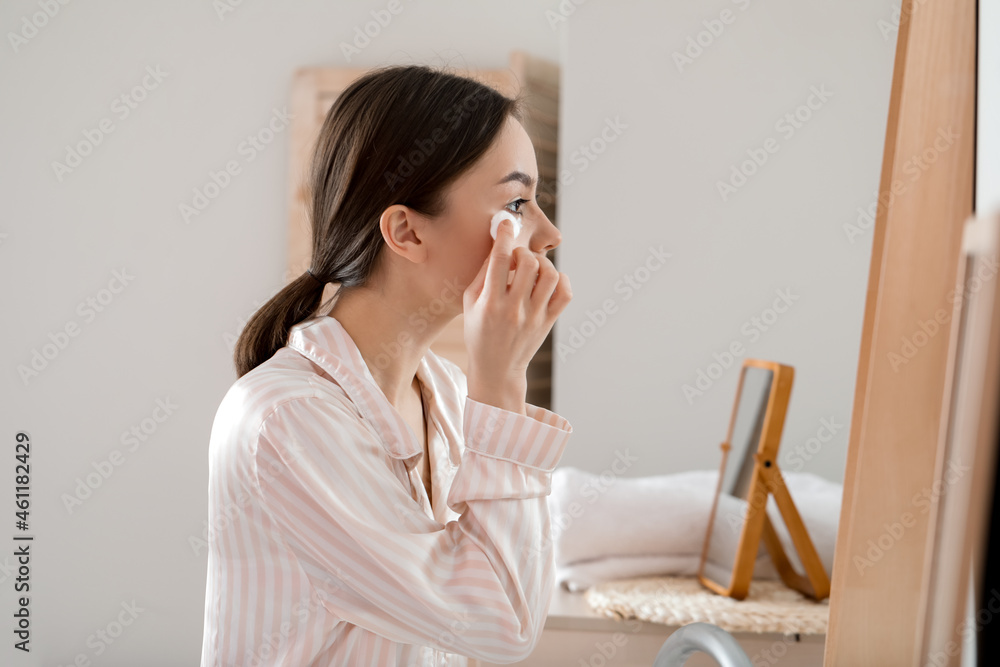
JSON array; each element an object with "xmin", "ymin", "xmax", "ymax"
[
  {"xmin": 475, "ymin": 628, "xmax": 824, "ymax": 667},
  {"xmin": 509, "ymin": 51, "xmax": 561, "ymax": 411},
  {"xmin": 286, "ymin": 67, "xmax": 370, "ymax": 280},
  {"xmin": 823, "ymin": 0, "xmax": 977, "ymax": 664}
]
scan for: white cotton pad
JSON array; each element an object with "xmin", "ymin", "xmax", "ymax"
[{"xmin": 490, "ymin": 209, "xmax": 522, "ymax": 240}]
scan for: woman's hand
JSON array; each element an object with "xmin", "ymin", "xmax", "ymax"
[{"xmin": 462, "ymin": 217, "xmax": 573, "ymax": 414}]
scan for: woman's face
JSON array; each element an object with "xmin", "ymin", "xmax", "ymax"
[
  {"xmin": 419, "ymin": 114, "xmax": 563, "ymax": 310},
  {"xmin": 376, "ymin": 114, "xmax": 562, "ymax": 318}
]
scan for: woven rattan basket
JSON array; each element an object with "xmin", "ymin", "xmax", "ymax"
[{"xmin": 584, "ymin": 575, "xmax": 829, "ymax": 635}]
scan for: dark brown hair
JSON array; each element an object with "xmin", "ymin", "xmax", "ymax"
[{"xmin": 233, "ymin": 65, "xmax": 524, "ymax": 378}]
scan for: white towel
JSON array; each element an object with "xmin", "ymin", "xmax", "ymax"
[
  {"xmin": 546, "ymin": 466, "xmax": 842, "ymax": 591},
  {"xmin": 555, "ymin": 554, "xmax": 784, "ymax": 592}
]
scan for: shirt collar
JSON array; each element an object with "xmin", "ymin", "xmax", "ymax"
[{"xmin": 286, "ymin": 314, "xmax": 439, "ymax": 462}]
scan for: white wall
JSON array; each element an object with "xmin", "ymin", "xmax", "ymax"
[
  {"xmin": 552, "ymin": 0, "xmax": 899, "ymax": 485},
  {"xmin": 0, "ymin": 1, "xmax": 559, "ymax": 664}
]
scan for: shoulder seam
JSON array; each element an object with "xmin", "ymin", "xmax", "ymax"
[{"xmin": 256, "ymin": 392, "xmax": 320, "ymax": 435}]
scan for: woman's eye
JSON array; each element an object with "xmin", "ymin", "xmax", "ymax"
[{"xmin": 505, "ymin": 198, "xmax": 529, "ymax": 215}]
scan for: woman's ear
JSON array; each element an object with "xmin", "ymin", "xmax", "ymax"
[{"xmin": 379, "ymin": 204, "xmax": 429, "ymax": 265}]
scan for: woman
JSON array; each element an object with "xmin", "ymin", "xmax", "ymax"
[{"xmin": 200, "ymin": 64, "xmax": 574, "ymax": 666}]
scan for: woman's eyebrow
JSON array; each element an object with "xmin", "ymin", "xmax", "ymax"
[{"xmin": 495, "ymin": 170, "xmax": 536, "ymax": 188}]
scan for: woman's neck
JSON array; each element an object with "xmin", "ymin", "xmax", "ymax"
[{"xmin": 326, "ymin": 281, "xmax": 457, "ymax": 408}]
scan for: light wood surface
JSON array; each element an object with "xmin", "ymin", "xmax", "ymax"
[
  {"xmin": 471, "ymin": 585, "xmax": 826, "ymax": 666},
  {"xmin": 823, "ymin": 0, "xmax": 977, "ymax": 664}
]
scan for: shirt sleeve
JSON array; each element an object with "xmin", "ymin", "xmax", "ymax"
[{"xmin": 253, "ymin": 392, "xmax": 572, "ymax": 663}]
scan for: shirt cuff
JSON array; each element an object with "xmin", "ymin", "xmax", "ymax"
[{"xmin": 463, "ymin": 395, "xmax": 573, "ymax": 472}]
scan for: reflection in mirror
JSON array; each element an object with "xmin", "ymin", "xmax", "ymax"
[
  {"xmin": 724, "ymin": 368, "xmax": 774, "ymax": 499},
  {"xmin": 702, "ymin": 366, "xmax": 774, "ymax": 588}
]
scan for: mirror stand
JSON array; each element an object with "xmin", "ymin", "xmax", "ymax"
[
  {"xmin": 698, "ymin": 359, "xmax": 831, "ymax": 603},
  {"xmin": 754, "ymin": 452, "xmax": 831, "ymax": 601}
]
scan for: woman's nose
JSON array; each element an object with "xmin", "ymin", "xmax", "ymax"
[{"xmin": 531, "ymin": 211, "xmax": 561, "ymax": 254}]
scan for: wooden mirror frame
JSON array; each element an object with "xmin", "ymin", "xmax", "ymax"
[
  {"xmin": 697, "ymin": 358, "xmax": 830, "ymax": 602},
  {"xmin": 823, "ymin": 0, "xmax": 976, "ymax": 660}
]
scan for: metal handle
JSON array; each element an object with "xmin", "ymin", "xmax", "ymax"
[{"xmin": 652, "ymin": 622, "xmax": 753, "ymax": 667}]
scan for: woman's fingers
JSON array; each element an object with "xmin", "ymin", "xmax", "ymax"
[
  {"xmin": 463, "ymin": 215, "xmax": 572, "ymax": 394},
  {"xmin": 547, "ymin": 271, "xmax": 573, "ymax": 319},
  {"xmin": 483, "ymin": 218, "xmax": 517, "ymax": 297},
  {"xmin": 530, "ymin": 254, "xmax": 561, "ymax": 312},
  {"xmin": 504, "ymin": 250, "xmax": 570, "ymax": 322},
  {"xmin": 509, "ymin": 247, "xmax": 539, "ymax": 307},
  {"xmin": 472, "ymin": 213, "xmax": 573, "ymax": 320},
  {"xmin": 464, "ymin": 218, "xmax": 514, "ymax": 306}
]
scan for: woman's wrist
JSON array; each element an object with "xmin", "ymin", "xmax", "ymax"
[{"xmin": 467, "ymin": 376, "xmax": 527, "ymax": 416}]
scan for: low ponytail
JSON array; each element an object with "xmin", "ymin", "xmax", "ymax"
[
  {"xmin": 231, "ymin": 64, "xmax": 522, "ymax": 379},
  {"xmin": 233, "ymin": 272, "xmax": 327, "ymax": 378}
]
